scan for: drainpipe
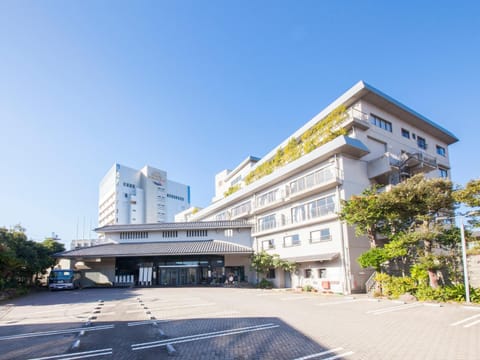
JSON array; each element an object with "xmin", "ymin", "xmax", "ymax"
[{"xmin": 336, "ymin": 168, "xmax": 352, "ymax": 295}]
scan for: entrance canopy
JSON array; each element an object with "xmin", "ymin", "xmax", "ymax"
[{"xmin": 57, "ymin": 240, "xmax": 253, "ymax": 259}]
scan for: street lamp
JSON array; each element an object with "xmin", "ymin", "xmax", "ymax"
[{"xmin": 458, "ymin": 216, "xmax": 471, "ymax": 304}]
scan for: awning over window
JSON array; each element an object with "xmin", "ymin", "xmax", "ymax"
[{"xmin": 284, "ymin": 253, "xmax": 339, "ymax": 263}]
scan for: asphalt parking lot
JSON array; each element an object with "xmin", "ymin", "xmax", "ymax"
[{"xmin": 1, "ymin": 287, "xmax": 479, "ymax": 360}]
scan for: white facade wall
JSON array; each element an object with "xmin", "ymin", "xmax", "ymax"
[
  {"xmin": 190, "ymin": 82, "xmax": 457, "ymax": 293},
  {"xmin": 140, "ymin": 166, "xmax": 167, "ymax": 223},
  {"xmin": 166, "ymin": 180, "xmax": 191, "ymax": 221},
  {"xmin": 102, "ymin": 227, "xmax": 253, "ymax": 247},
  {"xmin": 98, "ymin": 164, "xmax": 190, "ymax": 227},
  {"xmin": 353, "ymin": 101, "xmax": 451, "ymax": 179},
  {"xmin": 213, "ymin": 157, "xmax": 259, "ymax": 203}
]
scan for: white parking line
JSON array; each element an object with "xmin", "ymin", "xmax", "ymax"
[
  {"xmin": 314, "ymin": 299, "xmax": 357, "ymax": 307},
  {"xmin": 128, "ymin": 319, "xmax": 165, "ymax": 327},
  {"xmin": 0, "ymin": 324, "xmax": 114, "ymax": 341},
  {"xmin": 450, "ymin": 313, "xmax": 480, "ymax": 327},
  {"xmin": 27, "ymin": 348, "xmax": 113, "ymax": 360},
  {"xmin": 281, "ymin": 296, "xmax": 312, "ymax": 301},
  {"xmin": 132, "ymin": 323, "xmax": 279, "ymax": 351},
  {"xmin": 292, "ymin": 347, "xmax": 343, "ymax": 359},
  {"xmin": 323, "ymin": 351, "xmax": 354, "ymax": 360},
  {"xmin": 463, "ymin": 319, "xmax": 480, "ymax": 328},
  {"xmin": 160, "ymin": 310, "xmax": 242, "ymax": 321},
  {"xmin": 367, "ymin": 302, "xmax": 422, "ymax": 315}
]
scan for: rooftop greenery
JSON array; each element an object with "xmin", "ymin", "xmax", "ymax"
[{"xmin": 224, "ymin": 105, "xmax": 347, "ymax": 198}]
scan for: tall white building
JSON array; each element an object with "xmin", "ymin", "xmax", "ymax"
[
  {"xmin": 189, "ymin": 80, "xmax": 458, "ymax": 293},
  {"xmin": 59, "ymin": 81, "xmax": 458, "ymax": 294},
  {"xmin": 99, "ymin": 164, "xmax": 190, "ymax": 227}
]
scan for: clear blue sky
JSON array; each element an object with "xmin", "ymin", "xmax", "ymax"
[{"xmin": 1, "ymin": 1, "xmax": 479, "ymax": 246}]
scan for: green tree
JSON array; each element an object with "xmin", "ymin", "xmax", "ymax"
[
  {"xmin": 250, "ymin": 251, "xmax": 296, "ymax": 281},
  {"xmin": 341, "ymin": 175, "xmax": 457, "ymax": 288},
  {"xmin": 340, "ymin": 187, "xmax": 386, "ymax": 248},
  {"xmin": 0, "ymin": 227, "xmax": 65, "ymax": 290},
  {"xmin": 454, "ymin": 178, "xmax": 480, "ymax": 226}
]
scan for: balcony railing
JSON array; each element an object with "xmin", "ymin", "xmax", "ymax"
[
  {"xmin": 253, "ymin": 203, "xmax": 337, "ymax": 234},
  {"xmin": 287, "ymin": 165, "xmax": 339, "ymax": 198},
  {"xmin": 255, "ymin": 189, "xmax": 285, "ymax": 212},
  {"xmin": 401, "ymin": 152, "xmax": 437, "ymax": 171},
  {"xmin": 343, "ymin": 108, "xmax": 370, "ymax": 130},
  {"xmin": 230, "ymin": 201, "xmax": 251, "ymax": 219}
]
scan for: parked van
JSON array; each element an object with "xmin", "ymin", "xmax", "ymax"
[{"xmin": 48, "ymin": 269, "xmax": 80, "ymax": 290}]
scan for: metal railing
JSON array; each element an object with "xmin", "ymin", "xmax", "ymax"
[
  {"xmin": 287, "ymin": 165, "xmax": 338, "ymax": 197},
  {"xmin": 365, "ymin": 271, "xmax": 377, "ymax": 294},
  {"xmin": 347, "ymin": 107, "xmax": 369, "ymax": 122}
]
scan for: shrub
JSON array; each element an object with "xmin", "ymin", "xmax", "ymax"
[
  {"xmin": 414, "ymin": 285, "xmax": 446, "ymax": 302},
  {"xmin": 375, "ymin": 273, "xmax": 416, "ymax": 299},
  {"xmin": 303, "ymin": 285, "xmax": 313, "ymax": 292},
  {"xmin": 258, "ymin": 279, "xmax": 273, "ymax": 289}
]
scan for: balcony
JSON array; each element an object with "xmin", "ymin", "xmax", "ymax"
[
  {"xmin": 368, "ymin": 151, "xmax": 437, "ymax": 180},
  {"xmin": 230, "ymin": 202, "xmax": 251, "ymax": 220},
  {"xmin": 285, "ymin": 165, "xmax": 342, "ymax": 202},
  {"xmin": 401, "ymin": 152, "xmax": 437, "ymax": 173},
  {"xmin": 255, "ymin": 188, "xmax": 286, "ymax": 214},
  {"xmin": 252, "ymin": 203, "xmax": 338, "ymax": 236},
  {"xmin": 342, "ymin": 108, "xmax": 370, "ymax": 131},
  {"xmin": 367, "ymin": 152, "xmax": 401, "ymax": 179}
]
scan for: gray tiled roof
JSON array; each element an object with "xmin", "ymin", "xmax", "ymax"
[
  {"xmin": 57, "ymin": 240, "xmax": 253, "ymax": 258},
  {"xmin": 95, "ymin": 220, "xmax": 252, "ymax": 233}
]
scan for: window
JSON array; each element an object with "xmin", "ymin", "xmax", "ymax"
[
  {"xmin": 224, "ymin": 229, "xmax": 233, "ymax": 237},
  {"xmin": 310, "ymin": 228, "xmax": 331, "ymax": 243},
  {"xmin": 215, "ymin": 212, "xmax": 227, "ymax": 221},
  {"xmin": 262, "ymin": 239, "xmax": 275, "ymax": 250},
  {"xmin": 308, "ymin": 195, "xmax": 336, "ymax": 218},
  {"xmin": 120, "ymin": 232, "xmax": 148, "ymax": 240},
  {"xmin": 231, "ymin": 175, "xmax": 242, "ymax": 186},
  {"xmin": 318, "ymin": 268, "xmax": 327, "ymax": 278},
  {"xmin": 417, "ymin": 136, "xmax": 427, "ymax": 150},
  {"xmin": 284, "ymin": 234, "xmax": 300, "ymax": 247},
  {"xmin": 186, "ymin": 230, "xmax": 208, "ymax": 237},
  {"xmin": 401, "ymin": 128, "xmax": 410, "ymax": 139},
  {"xmin": 231, "ymin": 201, "xmax": 251, "ymax": 217},
  {"xmin": 258, "ymin": 214, "xmax": 276, "ymax": 232},
  {"xmin": 167, "ymin": 193, "xmax": 185, "ymax": 201},
  {"xmin": 267, "ymin": 268, "xmax": 276, "ymax": 279},
  {"xmin": 436, "ymin": 145, "xmax": 446, "ymax": 156},
  {"xmin": 289, "ymin": 166, "xmax": 336, "ymax": 196},
  {"xmin": 257, "ymin": 189, "xmax": 279, "ymax": 207},
  {"xmin": 439, "ymin": 168, "xmax": 448, "ymax": 178},
  {"xmin": 291, "ymin": 204, "xmax": 307, "ymax": 223},
  {"xmin": 305, "ymin": 269, "xmax": 312, "ymax": 278},
  {"xmin": 162, "ymin": 230, "xmax": 178, "ymax": 238},
  {"xmin": 370, "ymin": 114, "xmax": 392, "ymax": 132}
]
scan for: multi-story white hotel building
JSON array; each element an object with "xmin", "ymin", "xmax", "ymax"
[
  {"xmin": 98, "ymin": 164, "xmax": 191, "ymax": 227},
  {"xmin": 59, "ymin": 81, "xmax": 458, "ymax": 294},
  {"xmin": 188, "ymin": 80, "xmax": 458, "ymax": 294}
]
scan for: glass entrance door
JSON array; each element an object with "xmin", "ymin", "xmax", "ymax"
[
  {"xmin": 160, "ymin": 268, "xmax": 177, "ymax": 286},
  {"xmin": 159, "ymin": 267, "xmax": 198, "ymax": 286}
]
